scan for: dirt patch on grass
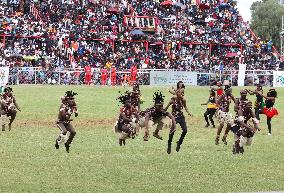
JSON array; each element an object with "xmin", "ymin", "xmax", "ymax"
[{"xmin": 13, "ymin": 118, "xmax": 117, "ymax": 128}]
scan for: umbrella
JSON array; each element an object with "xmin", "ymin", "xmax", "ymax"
[
  {"xmin": 199, "ymin": 3, "xmax": 210, "ymax": 10},
  {"xmin": 130, "ymin": 29, "xmax": 144, "ymax": 35},
  {"xmin": 161, "ymin": 1, "xmax": 173, "ymax": 6},
  {"xmin": 211, "ymin": 28, "xmax": 221, "ymax": 32},
  {"xmin": 107, "ymin": 7, "xmax": 119, "ymax": 14},
  {"xmin": 174, "ymin": 2, "xmax": 186, "ymax": 9},
  {"xmin": 226, "ymin": 52, "xmax": 238, "ymax": 58}
]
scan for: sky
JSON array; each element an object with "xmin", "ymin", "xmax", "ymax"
[{"xmin": 236, "ymin": 0, "xmax": 260, "ymax": 22}]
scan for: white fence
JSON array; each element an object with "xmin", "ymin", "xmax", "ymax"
[{"xmin": 7, "ymin": 67, "xmax": 276, "ymax": 86}]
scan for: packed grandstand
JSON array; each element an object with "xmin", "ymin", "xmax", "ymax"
[{"xmin": 0, "ymin": 0, "xmax": 283, "ymax": 85}]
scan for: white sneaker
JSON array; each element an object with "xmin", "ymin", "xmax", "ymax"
[{"xmin": 268, "ymin": 133, "xmax": 271, "ymax": 136}]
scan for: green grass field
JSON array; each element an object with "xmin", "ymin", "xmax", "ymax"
[{"xmin": 0, "ymin": 85, "xmax": 283, "ymax": 193}]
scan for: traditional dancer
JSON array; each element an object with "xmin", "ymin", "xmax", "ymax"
[
  {"xmin": 0, "ymin": 87, "xmax": 21, "ymax": 131},
  {"xmin": 169, "ymin": 81, "xmax": 185, "ymax": 96},
  {"xmin": 201, "ymin": 89, "xmax": 217, "ymax": 128},
  {"xmin": 114, "ymin": 91, "xmax": 140, "ymax": 146},
  {"xmin": 246, "ymin": 84, "xmax": 264, "ymax": 120},
  {"xmin": 55, "ymin": 91, "xmax": 78, "ymax": 153},
  {"xmin": 255, "ymin": 89, "xmax": 278, "ymax": 135},
  {"xmin": 215, "ymin": 85, "xmax": 236, "ymax": 145},
  {"xmin": 230, "ymin": 100, "xmax": 260, "ymax": 154},
  {"xmin": 130, "ymin": 83, "xmax": 141, "ymax": 112},
  {"xmin": 143, "ymin": 91, "xmax": 176, "ymax": 154},
  {"xmin": 235, "ymin": 90, "xmax": 249, "ymax": 111},
  {"xmin": 165, "ymin": 89, "xmax": 192, "ymax": 153}
]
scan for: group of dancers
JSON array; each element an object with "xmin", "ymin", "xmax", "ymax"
[
  {"xmin": 0, "ymin": 82, "xmax": 277, "ymax": 155},
  {"xmin": 114, "ymin": 81, "xmax": 278, "ymax": 154},
  {"xmin": 201, "ymin": 82, "xmax": 278, "ymax": 153},
  {"xmin": 114, "ymin": 81, "xmax": 192, "ymax": 154}
]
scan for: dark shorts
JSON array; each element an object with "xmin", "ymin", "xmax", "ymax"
[
  {"xmin": 231, "ymin": 125, "xmax": 254, "ymax": 138},
  {"xmin": 231, "ymin": 125, "xmax": 240, "ymax": 134}
]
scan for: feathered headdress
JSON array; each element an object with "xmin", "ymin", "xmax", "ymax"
[
  {"xmin": 117, "ymin": 91, "xmax": 131, "ymax": 104},
  {"xmin": 4, "ymin": 87, "xmax": 13, "ymax": 93},
  {"xmin": 153, "ymin": 91, "xmax": 164, "ymax": 105},
  {"xmin": 64, "ymin": 90, "xmax": 78, "ymax": 99}
]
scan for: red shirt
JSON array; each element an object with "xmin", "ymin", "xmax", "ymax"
[
  {"xmin": 217, "ymin": 88, "xmax": 224, "ymax": 96},
  {"xmin": 131, "ymin": 65, "xmax": 137, "ymax": 76},
  {"xmin": 111, "ymin": 67, "xmax": 116, "ymax": 76},
  {"xmin": 101, "ymin": 69, "xmax": 108, "ymax": 77},
  {"xmin": 84, "ymin": 66, "xmax": 91, "ymax": 75}
]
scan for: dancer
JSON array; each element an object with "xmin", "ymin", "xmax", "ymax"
[
  {"xmin": 231, "ymin": 101, "xmax": 260, "ymax": 154},
  {"xmin": 255, "ymin": 89, "xmax": 278, "ymax": 135},
  {"xmin": 130, "ymin": 83, "xmax": 141, "ymax": 112},
  {"xmin": 143, "ymin": 91, "xmax": 176, "ymax": 154},
  {"xmin": 201, "ymin": 89, "xmax": 217, "ymax": 128},
  {"xmin": 235, "ymin": 90, "xmax": 249, "ymax": 111},
  {"xmin": 215, "ymin": 85, "xmax": 236, "ymax": 145},
  {"xmin": 169, "ymin": 81, "xmax": 185, "ymax": 96},
  {"xmin": 246, "ymin": 84, "xmax": 264, "ymax": 120},
  {"xmin": 115, "ymin": 91, "xmax": 140, "ymax": 146},
  {"xmin": 165, "ymin": 89, "xmax": 192, "ymax": 152},
  {"xmin": 0, "ymin": 87, "xmax": 21, "ymax": 131},
  {"xmin": 55, "ymin": 91, "xmax": 78, "ymax": 153}
]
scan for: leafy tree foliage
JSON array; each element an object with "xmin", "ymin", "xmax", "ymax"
[{"xmin": 250, "ymin": 0, "xmax": 284, "ymax": 49}]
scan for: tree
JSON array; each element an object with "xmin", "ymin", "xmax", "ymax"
[{"xmin": 250, "ymin": 0, "xmax": 284, "ymax": 49}]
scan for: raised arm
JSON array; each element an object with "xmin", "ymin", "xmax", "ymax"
[
  {"xmin": 256, "ymin": 91, "xmax": 275, "ymax": 100},
  {"xmin": 246, "ymin": 89, "xmax": 256, "ymax": 95},
  {"xmin": 169, "ymin": 86, "xmax": 176, "ymax": 95}
]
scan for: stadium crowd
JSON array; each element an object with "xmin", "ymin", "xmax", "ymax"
[{"xmin": 0, "ymin": 0, "xmax": 282, "ymax": 85}]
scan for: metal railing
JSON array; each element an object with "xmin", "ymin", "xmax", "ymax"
[{"xmin": 8, "ymin": 67, "xmax": 274, "ymax": 86}]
